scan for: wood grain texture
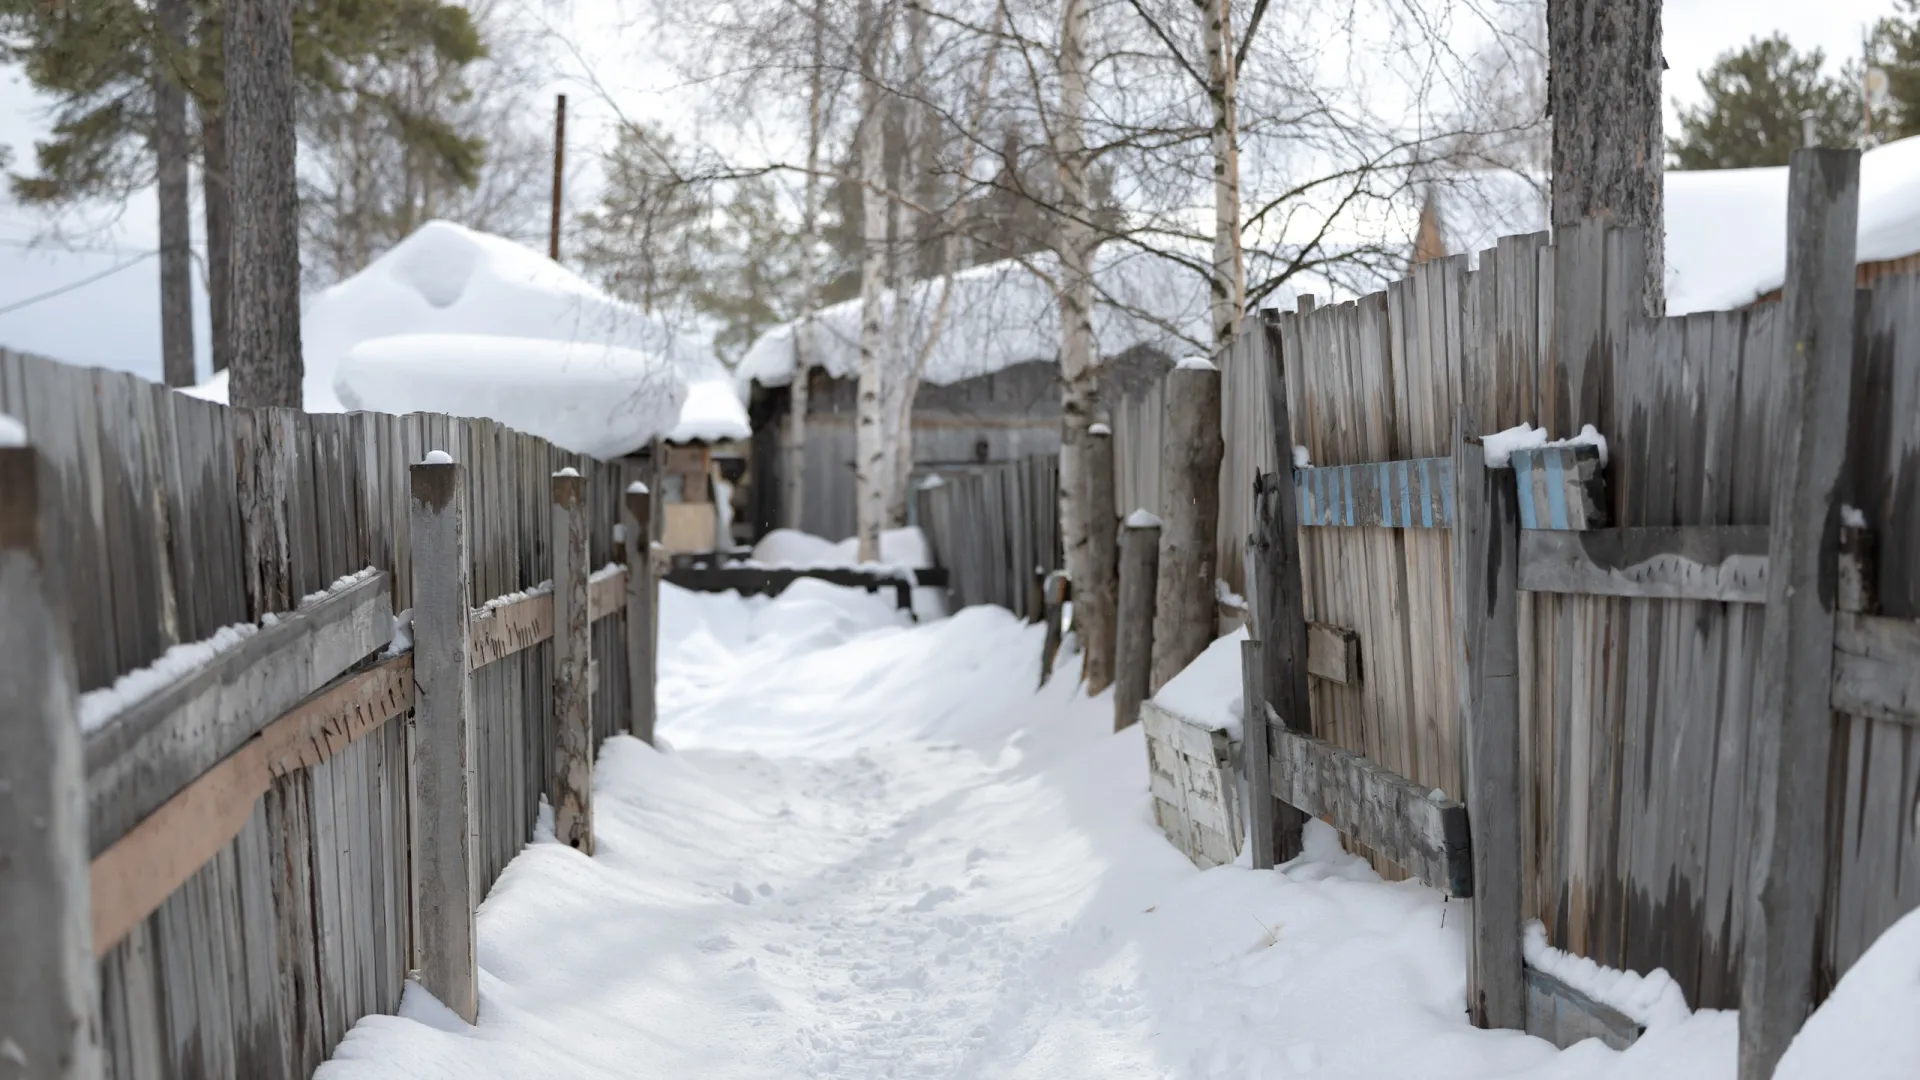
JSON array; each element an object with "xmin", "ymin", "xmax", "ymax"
[
  {"xmin": 1452, "ymin": 421, "xmax": 1525, "ymax": 1030},
  {"xmin": 1239, "ymin": 638, "xmax": 1281, "ymax": 869},
  {"xmin": 1740, "ymin": 148, "xmax": 1859, "ymax": 1080},
  {"xmin": 0, "ymin": 446, "xmax": 102, "ymax": 1078},
  {"xmin": 1518, "ymin": 526, "xmax": 1770, "ymax": 602},
  {"xmin": 1831, "ymin": 612, "xmax": 1920, "ymax": 723},
  {"xmin": 1141, "ymin": 701, "xmax": 1242, "ymax": 869},
  {"xmin": 1525, "ymin": 964, "xmax": 1642, "ymax": 1051},
  {"xmin": 624, "ymin": 486, "xmax": 657, "ymax": 743},
  {"xmin": 1114, "ymin": 519, "xmax": 1159, "ymax": 732},
  {"xmin": 83, "ymin": 570, "xmax": 392, "ymax": 855},
  {"xmin": 551, "ymin": 471, "xmax": 594, "ymax": 854},
  {"xmin": 1151, "ymin": 363, "xmax": 1223, "ymax": 693},
  {"xmin": 1510, "ymin": 446, "xmax": 1609, "ymax": 531},
  {"xmin": 1293, "ymin": 457, "xmax": 1455, "ymax": 528},
  {"xmin": 1081, "ymin": 426, "xmax": 1120, "ymax": 694},
  {"xmin": 1267, "ymin": 724, "xmax": 1472, "ymax": 896},
  {"xmin": 407, "ymin": 459, "xmax": 478, "ymax": 1024},
  {"xmin": 1306, "ymin": 622, "xmax": 1361, "ymax": 684}
]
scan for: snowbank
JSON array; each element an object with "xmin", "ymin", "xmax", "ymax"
[
  {"xmin": 1151, "ymin": 626, "xmax": 1249, "ymax": 740},
  {"xmin": 1522, "ymin": 920, "xmax": 1692, "ymax": 1031},
  {"xmin": 335, "ymin": 333, "xmax": 684, "ymax": 459},
  {"xmin": 186, "ymin": 221, "xmax": 746, "ymax": 456},
  {"xmin": 748, "ymin": 526, "xmax": 932, "ymax": 571},
  {"xmin": 1776, "ymin": 906, "xmax": 1920, "ymax": 1079},
  {"xmin": 736, "ymin": 244, "xmax": 1214, "ymax": 392}
]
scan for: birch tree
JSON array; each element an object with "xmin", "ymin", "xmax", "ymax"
[
  {"xmin": 1053, "ymin": 0, "xmax": 1097, "ymax": 635},
  {"xmin": 1195, "ymin": 0, "xmax": 1242, "ymax": 354},
  {"xmin": 855, "ymin": 0, "xmax": 894, "ymax": 561}
]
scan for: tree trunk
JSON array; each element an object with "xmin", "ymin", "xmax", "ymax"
[
  {"xmin": 224, "ymin": 0, "xmax": 302, "ymax": 408},
  {"xmin": 884, "ymin": 0, "xmax": 931, "ymax": 527},
  {"xmin": 153, "ymin": 0, "xmax": 196, "ymax": 388},
  {"xmin": 199, "ymin": 100, "xmax": 233, "ymax": 377},
  {"xmin": 854, "ymin": 0, "xmax": 890, "ymax": 562},
  {"xmin": 786, "ymin": 0, "xmax": 828, "ymax": 532},
  {"xmin": 1195, "ymin": 0, "xmax": 1244, "ymax": 353},
  {"xmin": 1055, "ymin": 0, "xmax": 1097, "ymax": 614},
  {"xmin": 1548, "ymin": 0, "xmax": 1664, "ymax": 315}
]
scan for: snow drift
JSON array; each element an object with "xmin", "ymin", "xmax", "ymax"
[{"xmin": 188, "ymin": 221, "xmax": 749, "ymax": 456}]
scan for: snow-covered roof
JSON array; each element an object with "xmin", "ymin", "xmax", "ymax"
[
  {"xmin": 669, "ymin": 376, "xmax": 753, "ymax": 444},
  {"xmin": 736, "ymin": 245, "xmax": 1218, "ymax": 392},
  {"xmin": 186, "ymin": 221, "xmax": 750, "ymax": 457},
  {"xmin": 1433, "ymin": 136, "xmax": 1920, "ymax": 315}
]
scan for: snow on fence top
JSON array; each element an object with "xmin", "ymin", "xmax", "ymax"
[
  {"xmin": 736, "ymin": 245, "xmax": 1216, "ymax": 392},
  {"xmin": 186, "ymin": 220, "xmax": 748, "ymax": 457}
]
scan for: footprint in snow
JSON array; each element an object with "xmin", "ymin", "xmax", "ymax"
[
  {"xmin": 729, "ymin": 882, "xmax": 754, "ymax": 904},
  {"xmin": 909, "ymin": 885, "xmax": 959, "ymax": 911}
]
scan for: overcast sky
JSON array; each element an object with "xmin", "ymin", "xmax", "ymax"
[{"xmin": 0, "ymin": 0, "xmax": 1898, "ymax": 384}]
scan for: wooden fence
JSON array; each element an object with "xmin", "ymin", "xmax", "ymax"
[
  {"xmin": 915, "ymin": 455, "xmax": 1060, "ymax": 619},
  {"xmin": 1112, "ymin": 150, "xmax": 1919, "ymax": 1073},
  {"xmin": 0, "ymin": 348, "xmax": 659, "ymax": 1079}
]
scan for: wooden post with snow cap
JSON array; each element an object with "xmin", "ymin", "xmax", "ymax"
[
  {"xmin": 408, "ymin": 449, "xmax": 478, "ymax": 1024},
  {"xmin": 551, "ymin": 465, "xmax": 593, "ymax": 854},
  {"xmin": 1450, "ymin": 408, "xmax": 1524, "ymax": 1031},
  {"xmin": 1114, "ymin": 510, "xmax": 1161, "ymax": 732},
  {"xmin": 1151, "ymin": 357, "xmax": 1223, "ymax": 694},
  {"xmin": 622, "ymin": 478, "xmax": 656, "ymax": 744},
  {"xmin": 1081, "ymin": 421, "xmax": 1120, "ymax": 694},
  {"xmin": 1740, "ymin": 147, "xmax": 1861, "ymax": 1080},
  {"xmin": 0, "ymin": 442, "xmax": 103, "ymax": 1079}
]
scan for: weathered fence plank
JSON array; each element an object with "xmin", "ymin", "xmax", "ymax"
[
  {"xmin": 0, "ymin": 445, "xmax": 102, "ymax": 1079},
  {"xmin": 1739, "ymin": 148, "xmax": 1861, "ymax": 1080},
  {"xmin": 1305, "ymin": 622, "xmax": 1361, "ymax": 684},
  {"xmin": 1239, "ymin": 638, "xmax": 1280, "ymax": 869},
  {"xmin": 1114, "ymin": 514, "xmax": 1160, "ymax": 732},
  {"xmin": 623, "ymin": 483, "xmax": 656, "ymax": 744},
  {"xmin": 1151, "ymin": 361, "xmax": 1223, "ymax": 693},
  {"xmin": 1831, "ymin": 612, "xmax": 1920, "ymax": 724},
  {"xmin": 83, "ymin": 571, "xmax": 392, "ymax": 855},
  {"xmin": 1518, "ymin": 526, "xmax": 1769, "ymax": 603},
  {"xmin": 1452, "ymin": 416, "xmax": 1525, "ymax": 1030},
  {"xmin": 551, "ymin": 470, "xmax": 594, "ymax": 854},
  {"xmin": 1510, "ymin": 445, "xmax": 1608, "ymax": 531},
  {"xmin": 1082, "ymin": 423, "xmax": 1119, "ymax": 694},
  {"xmin": 1294, "ymin": 457, "xmax": 1454, "ymax": 528},
  {"xmin": 408, "ymin": 455, "xmax": 478, "ymax": 1025}
]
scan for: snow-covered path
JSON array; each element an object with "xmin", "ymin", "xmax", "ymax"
[{"xmin": 314, "ymin": 581, "xmax": 1903, "ymax": 1080}]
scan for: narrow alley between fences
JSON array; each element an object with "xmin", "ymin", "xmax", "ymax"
[{"xmin": 309, "ymin": 577, "xmax": 1836, "ymax": 1080}]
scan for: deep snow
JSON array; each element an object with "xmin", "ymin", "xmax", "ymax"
[{"xmin": 314, "ymin": 581, "xmax": 1909, "ymax": 1080}]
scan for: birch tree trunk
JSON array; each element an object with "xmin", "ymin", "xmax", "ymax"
[
  {"xmin": 1055, "ymin": 0, "xmax": 1098, "ymax": 613},
  {"xmin": 854, "ymin": 0, "xmax": 891, "ymax": 562},
  {"xmin": 1196, "ymin": 0, "xmax": 1244, "ymax": 353},
  {"xmin": 225, "ymin": 0, "xmax": 303, "ymax": 408},
  {"xmin": 885, "ymin": 0, "xmax": 932, "ymax": 527},
  {"xmin": 1548, "ymin": 0, "xmax": 1664, "ymax": 315},
  {"xmin": 154, "ymin": 0, "xmax": 196, "ymax": 388},
  {"xmin": 786, "ymin": 0, "xmax": 828, "ymax": 532}
]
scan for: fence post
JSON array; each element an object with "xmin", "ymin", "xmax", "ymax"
[
  {"xmin": 1081, "ymin": 423, "xmax": 1119, "ymax": 694},
  {"xmin": 408, "ymin": 452, "xmax": 477, "ymax": 1024},
  {"xmin": 1114, "ymin": 514, "xmax": 1160, "ymax": 731},
  {"xmin": 1242, "ymin": 510, "xmax": 1307, "ymax": 867},
  {"xmin": 0, "ymin": 445, "xmax": 102, "ymax": 1079},
  {"xmin": 1739, "ymin": 147, "xmax": 1860, "ymax": 1080},
  {"xmin": 1151, "ymin": 360, "xmax": 1223, "ymax": 693},
  {"xmin": 1039, "ymin": 570, "xmax": 1070, "ymax": 686},
  {"xmin": 622, "ymin": 481, "xmax": 657, "ymax": 745},
  {"xmin": 551, "ymin": 467, "xmax": 593, "ymax": 854},
  {"xmin": 1451, "ymin": 409, "xmax": 1524, "ymax": 1031},
  {"xmin": 1237, "ymin": 636, "xmax": 1279, "ymax": 870}
]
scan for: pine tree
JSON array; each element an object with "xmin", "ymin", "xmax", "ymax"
[{"xmin": 1670, "ymin": 35, "xmax": 1857, "ymax": 170}]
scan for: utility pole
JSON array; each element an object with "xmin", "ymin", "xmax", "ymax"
[{"xmin": 549, "ymin": 94, "xmax": 567, "ymax": 262}]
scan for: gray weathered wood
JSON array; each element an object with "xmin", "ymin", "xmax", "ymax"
[
  {"xmin": 407, "ymin": 456, "xmax": 477, "ymax": 1025},
  {"xmin": 622, "ymin": 483, "xmax": 657, "ymax": 744},
  {"xmin": 1141, "ymin": 700, "xmax": 1242, "ymax": 868},
  {"xmin": 1256, "ymin": 309, "xmax": 1315, "ymax": 864},
  {"xmin": 1306, "ymin": 622, "xmax": 1361, "ymax": 684},
  {"xmin": 1151, "ymin": 362, "xmax": 1223, "ymax": 693},
  {"xmin": 1239, "ymin": 638, "xmax": 1280, "ymax": 869},
  {"xmin": 1114, "ymin": 516, "xmax": 1160, "ymax": 732},
  {"xmin": 1526, "ymin": 964, "xmax": 1642, "ymax": 1052},
  {"xmin": 1293, "ymin": 457, "xmax": 1455, "ymax": 528},
  {"xmin": 1082, "ymin": 425, "xmax": 1120, "ymax": 694},
  {"xmin": 1510, "ymin": 445, "xmax": 1609, "ymax": 531},
  {"xmin": 551, "ymin": 470, "xmax": 593, "ymax": 854},
  {"xmin": 1831, "ymin": 612, "xmax": 1920, "ymax": 725},
  {"xmin": 1267, "ymin": 724, "xmax": 1472, "ymax": 895},
  {"xmin": 1452, "ymin": 415, "xmax": 1525, "ymax": 1030},
  {"xmin": 83, "ymin": 570, "xmax": 391, "ymax": 854},
  {"xmin": 1740, "ymin": 148, "xmax": 1860, "ymax": 1080},
  {"xmin": 0, "ymin": 446, "xmax": 102, "ymax": 1079},
  {"xmin": 1519, "ymin": 526, "xmax": 1769, "ymax": 602},
  {"xmin": 1038, "ymin": 571, "xmax": 1069, "ymax": 686}
]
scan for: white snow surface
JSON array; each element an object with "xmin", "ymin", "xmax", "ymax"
[
  {"xmin": 1776, "ymin": 906, "xmax": 1920, "ymax": 1079},
  {"xmin": 335, "ymin": 333, "xmax": 684, "ymax": 460},
  {"xmin": 736, "ymin": 246, "xmax": 1214, "ymax": 392},
  {"xmin": 422, "ymin": 450, "xmax": 453, "ymax": 465},
  {"xmin": 184, "ymin": 221, "xmax": 741, "ymax": 457},
  {"xmin": 670, "ymin": 377, "xmax": 754, "ymax": 443},
  {"xmin": 1175, "ymin": 356, "xmax": 1217, "ymax": 371},
  {"xmin": 1522, "ymin": 920, "xmax": 1692, "ymax": 1030},
  {"xmin": 308, "ymin": 582, "xmax": 1911, "ymax": 1080},
  {"xmin": 1479, "ymin": 422, "xmax": 1610, "ymax": 469},
  {"xmin": 1292, "ymin": 444, "xmax": 1312, "ymax": 469},
  {"xmin": 77, "ymin": 622, "xmax": 259, "ymax": 733},
  {"xmin": 1842, "ymin": 504, "xmax": 1868, "ymax": 529},
  {"xmin": 1124, "ymin": 508, "xmax": 1162, "ymax": 528},
  {"xmin": 1152, "ymin": 626, "xmax": 1249, "ymax": 741},
  {"xmin": 0, "ymin": 412, "xmax": 25, "ymax": 447},
  {"xmin": 748, "ymin": 526, "xmax": 931, "ymax": 572}
]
